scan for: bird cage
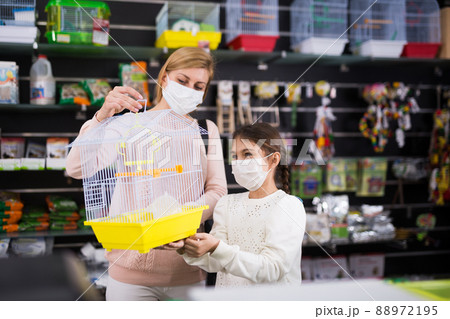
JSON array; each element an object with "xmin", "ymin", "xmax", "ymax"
[
  {"xmin": 290, "ymin": 0, "xmax": 348, "ymax": 55},
  {"xmin": 226, "ymin": 0, "xmax": 279, "ymax": 52},
  {"xmin": 0, "ymin": 0, "xmax": 37, "ymax": 43},
  {"xmin": 69, "ymin": 109, "xmax": 209, "ymax": 253},
  {"xmin": 349, "ymin": 0, "xmax": 407, "ymax": 58},
  {"xmin": 401, "ymin": 0, "xmax": 441, "ymax": 58},
  {"xmin": 45, "ymin": 0, "xmax": 111, "ymax": 45},
  {"xmin": 155, "ymin": 1, "xmax": 222, "ymax": 50}
]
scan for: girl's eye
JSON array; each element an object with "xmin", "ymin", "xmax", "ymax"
[
  {"xmin": 231, "ymin": 154, "xmax": 237, "ymax": 160},
  {"xmin": 178, "ymin": 79, "xmax": 186, "ymax": 84},
  {"xmin": 244, "ymin": 152, "xmax": 253, "ymax": 157},
  {"xmin": 194, "ymin": 86, "xmax": 204, "ymax": 91}
]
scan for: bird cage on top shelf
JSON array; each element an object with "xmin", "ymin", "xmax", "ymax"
[
  {"xmin": 290, "ymin": 0, "xmax": 348, "ymax": 56},
  {"xmin": 401, "ymin": 0, "xmax": 441, "ymax": 58},
  {"xmin": 0, "ymin": 0, "xmax": 37, "ymax": 43},
  {"xmin": 349, "ymin": 0, "xmax": 407, "ymax": 58},
  {"xmin": 226, "ymin": 0, "xmax": 279, "ymax": 52},
  {"xmin": 70, "ymin": 109, "xmax": 209, "ymax": 253},
  {"xmin": 155, "ymin": 1, "xmax": 222, "ymax": 50}
]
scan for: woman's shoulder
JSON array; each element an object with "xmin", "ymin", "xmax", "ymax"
[{"xmin": 205, "ymin": 119, "xmax": 220, "ymax": 135}]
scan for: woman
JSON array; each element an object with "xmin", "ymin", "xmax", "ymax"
[
  {"xmin": 66, "ymin": 47, "xmax": 227, "ymax": 300},
  {"xmin": 180, "ymin": 123, "xmax": 306, "ymax": 287}
]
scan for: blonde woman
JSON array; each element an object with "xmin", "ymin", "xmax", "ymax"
[{"xmin": 66, "ymin": 47, "xmax": 227, "ymax": 301}]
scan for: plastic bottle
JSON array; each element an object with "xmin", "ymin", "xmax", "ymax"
[{"xmin": 30, "ymin": 55, "xmax": 55, "ymax": 105}]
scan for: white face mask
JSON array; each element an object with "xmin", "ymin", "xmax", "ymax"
[
  {"xmin": 162, "ymin": 74, "xmax": 205, "ymax": 115},
  {"xmin": 231, "ymin": 153, "xmax": 273, "ymax": 191}
]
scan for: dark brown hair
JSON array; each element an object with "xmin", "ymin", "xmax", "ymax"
[{"xmin": 232, "ymin": 123, "xmax": 290, "ymax": 194}]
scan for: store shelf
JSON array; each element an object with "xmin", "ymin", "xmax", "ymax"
[
  {"xmin": 0, "ymin": 103, "xmax": 99, "ymax": 113},
  {"xmin": 0, "ymin": 228, "xmax": 94, "ymax": 239},
  {"xmin": 2, "ymin": 42, "xmax": 450, "ymax": 67}
]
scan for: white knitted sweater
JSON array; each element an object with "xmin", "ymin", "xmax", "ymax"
[{"xmin": 183, "ymin": 190, "xmax": 306, "ymax": 287}]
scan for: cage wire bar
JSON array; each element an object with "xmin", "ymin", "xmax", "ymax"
[
  {"xmin": 405, "ymin": 0, "xmax": 440, "ymax": 43},
  {"xmin": 225, "ymin": 0, "xmax": 279, "ymax": 42},
  {"xmin": 70, "ymin": 110, "xmax": 208, "ymax": 252},
  {"xmin": 0, "ymin": 0, "xmax": 36, "ymax": 26}
]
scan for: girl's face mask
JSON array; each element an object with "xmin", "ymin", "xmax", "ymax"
[
  {"xmin": 162, "ymin": 74, "xmax": 204, "ymax": 115},
  {"xmin": 231, "ymin": 153, "xmax": 274, "ymax": 191}
]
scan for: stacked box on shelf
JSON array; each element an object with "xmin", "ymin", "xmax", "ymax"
[
  {"xmin": 402, "ymin": 0, "xmax": 441, "ymax": 58},
  {"xmin": 225, "ymin": 0, "xmax": 279, "ymax": 52},
  {"xmin": 0, "ymin": 0, "xmax": 38, "ymax": 43},
  {"xmin": 45, "ymin": 0, "xmax": 110, "ymax": 46},
  {"xmin": 155, "ymin": 1, "xmax": 221, "ymax": 50},
  {"xmin": 349, "ymin": 0, "xmax": 407, "ymax": 57},
  {"xmin": 290, "ymin": 0, "xmax": 348, "ymax": 56}
]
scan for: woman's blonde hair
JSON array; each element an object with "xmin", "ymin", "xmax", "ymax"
[{"xmin": 154, "ymin": 47, "xmax": 215, "ymax": 104}]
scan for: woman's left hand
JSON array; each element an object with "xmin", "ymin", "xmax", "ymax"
[
  {"xmin": 183, "ymin": 233, "xmax": 220, "ymax": 258},
  {"xmin": 154, "ymin": 239, "xmax": 185, "ymax": 251}
]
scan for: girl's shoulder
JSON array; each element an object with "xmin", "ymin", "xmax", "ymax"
[{"xmin": 278, "ymin": 192, "xmax": 305, "ymax": 209}]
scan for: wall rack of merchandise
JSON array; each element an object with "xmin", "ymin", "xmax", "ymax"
[{"xmin": 2, "ymin": 1, "xmax": 450, "ymax": 278}]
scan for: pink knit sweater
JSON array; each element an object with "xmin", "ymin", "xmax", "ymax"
[{"xmin": 66, "ymin": 113, "xmax": 227, "ymax": 287}]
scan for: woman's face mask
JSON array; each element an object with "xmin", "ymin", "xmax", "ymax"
[
  {"xmin": 231, "ymin": 153, "xmax": 274, "ymax": 191},
  {"xmin": 162, "ymin": 74, "xmax": 205, "ymax": 116}
]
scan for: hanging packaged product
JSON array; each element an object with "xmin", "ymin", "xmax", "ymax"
[
  {"xmin": 313, "ymin": 81, "xmax": 335, "ymax": 160},
  {"xmin": 356, "ymin": 158, "xmax": 388, "ymax": 197},
  {"xmin": 0, "ymin": 137, "xmax": 25, "ymax": 171},
  {"xmin": 344, "ymin": 159, "xmax": 358, "ymax": 192},
  {"xmin": 81, "ymin": 79, "xmax": 112, "ymax": 107},
  {"xmin": 325, "ymin": 159, "xmax": 346, "ymax": 192},
  {"xmin": 237, "ymin": 81, "xmax": 252, "ymax": 126},
  {"xmin": 0, "ymin": 61, "xmax": 19, "ymax": 104},
  {"xmin": 30, "ymin": 55, "xmax": 56, "ymax": 105},
  {"xmin": 119, "ymin": 61, "xmax": 150, "ymax": 107},
  {"xmin": 298, "ymin": 161, "xmax": 323, "ymax": 199},
  {"xmin": 428, "ymin": 107, "xmax": 450, "ymax": 205},
  {"xmin": 253, "ymin": 82, "xmax": 280, "ymax": 127},
  {"xmin": 59, "ymin": 83, "xmax": 90, "ymax": 105},
  {"xmin": 216, "ymin": 80, "xmax": 234, "ymax": 134},
  {"xmin": 285, "ymin": 83, "xmax": 301, "ymax": 128}
]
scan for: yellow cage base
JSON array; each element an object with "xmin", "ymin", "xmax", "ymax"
[
  {"xmin": 85, "ymin": 205, "xmax": 208, "ymax": 254},
  {"xmin": 155, "ymin": 30, "xmax": 222, "ymax": 50}
]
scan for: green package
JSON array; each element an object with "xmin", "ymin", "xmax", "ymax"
[
  {"xmin": 356, "ymin": 158, "xmax": 388, "ymax": 197},
  {"xmin": 81, "ymin": 79, "xmax": 112, "ymax": 107},
  {"xmin": 299, "ymin": 162, "xmax": 323, "ymax": 199},
  {"xmin": 326, "ymin": 159, "xmax": 346, "ymax": 192},
  {"xmin": 344, "ymin": 159, "xmax": 358, "ymax": 192}
]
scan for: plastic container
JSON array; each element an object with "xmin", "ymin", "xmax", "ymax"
[
  {"xmin": 45, "ymin": 0, "xmax": 110, "ymax": 46},
  {"xmin": 349, "ymin": 0, "xmax": 407, "ymax": 58},
  {"xmin": 0, "ymin": 0, "xmax": 37, "ymax": 43},
  {"xmin": 290, "ymin": 0, "xmax": 348, "ymax": 55},
  {"xmin": 30, "ymin": 55, "xmax": 55, "ymax": 105},
  {"xmin": 401, "ymin": 0, "xmax": 441, "ymax": 58},
  {"xmin": 226, "ymin": 0, "xmax": 279, "ymax": 52},
  {"xmin": 155, "ymin": 1, "xmax": 221, "ymax": 50},
  {"xmin": 85, "ymin": 206, "xmax": 207, "ymax": 253}
]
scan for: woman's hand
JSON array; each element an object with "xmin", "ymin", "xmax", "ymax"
[
  {"xmin": 153, "ymin": 239, "xmax": 185, "ymax": 251},
  {"xmin": 183, "ymin": 233, "xmax": 220, "ymax": 258},
  {"xmin": 96, "ymin": 86, "xmax": 144, "ymax": 122}
]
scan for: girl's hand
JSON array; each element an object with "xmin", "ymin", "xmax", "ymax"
[
  {"xmin": 96, "ymin": 86, "xmax": 144, "ymax": 122},
  {"xmin": 183, "ymin": 233, "xmax": 220, "ymax": 258}
]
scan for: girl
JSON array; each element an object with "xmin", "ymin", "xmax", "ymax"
[
  {"xmin": 66, "ymin": 47, "xmax": 227, "ymax": 300},
  {"xmin": 180, "ymin": 123, "xmax": 306, "ymax": 287}
]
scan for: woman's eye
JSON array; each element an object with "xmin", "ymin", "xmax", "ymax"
[
  {"xmin": 231, "ymin": 155, "xmax": 237, "ymax": 160},
  {"xmin": 194, "ymin": 86, "xmax": 204, "ymax": 91},
  {"xmin": 178, "ymin": 79, "xmax": 186, "ymax": 84},
  {"xmin": 244, "ymin": 152, "xmax": 253, "ymax": 157}
]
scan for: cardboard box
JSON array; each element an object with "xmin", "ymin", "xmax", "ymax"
[
  {"xmin": 312, "ymin": 255, "xmax": 349, "ymax": 281},
  {"xmin": 348, "ymin": 253, "xmax": 385, "ymax": 279},
  {"xmin": 439, "ymin": 8, "xmax": 450, "ymax": 59}
]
